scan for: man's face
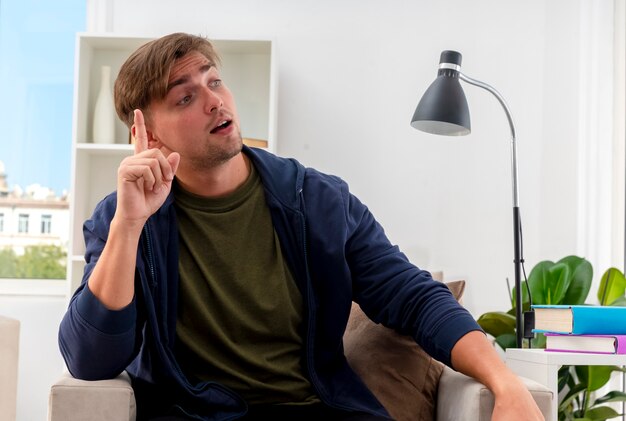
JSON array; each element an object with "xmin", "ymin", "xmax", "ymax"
[{"xmin": 147, "ymin": 51, "xmax": 242, "ymax": 170}]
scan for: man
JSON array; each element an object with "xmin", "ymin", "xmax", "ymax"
[{"xmin": 59, "ymin": 32, "xmax": 543, "ymax": 420}]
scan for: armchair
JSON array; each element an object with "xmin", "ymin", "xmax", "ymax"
[
  {"xmin": 0, "ymin": 315, "xmax": 20, "ymax": 421},
  {"xmin": 48, "ymin": 365, "xmax": 553, "ymax": 421},
  {"xmin": 48, "ymin": 280, "xmax": 553, "ymax": 420}
]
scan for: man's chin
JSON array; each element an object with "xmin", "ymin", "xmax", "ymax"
[
  {"xmin": 214, "ymin": 136, "xmax": 244, "ymax": 164},
  {"xmin": 230, "ymin": 134, "xmax": 244, "ymax": 153}
]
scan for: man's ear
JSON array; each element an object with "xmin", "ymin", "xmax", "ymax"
[
  {"xmin": 129, "ymin": 124, "xmax": 159, "ymax": 149},
  {"xmin": 131, "ymin": 111, "xmax": 161, "ymax": 149},
  {"xmin": 146, "ymin": 129, "xmax": 160, "ymax": 149}
]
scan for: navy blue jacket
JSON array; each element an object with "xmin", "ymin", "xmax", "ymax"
[{"xmin": 59, "ymin": 146, "xmax": 481, "ymax": 420}]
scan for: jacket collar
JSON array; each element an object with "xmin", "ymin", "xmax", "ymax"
[
  {"xmin": 242, "ymin": 145, "xmax": 304, "ymax": 210},
  {"xmin": 160, "ymin": 145, "xmax": 305, "ymax": 211}
]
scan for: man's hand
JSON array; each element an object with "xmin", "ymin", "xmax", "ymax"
[
  {"xmin": 86, "ymin": 110, "xmax": 180, "ymax": 310},
  {"xmin": 115, "ymin": 109, "xmax": 180, "ymax": 229},
  {"xmin": 451, "ymin": 331, "xmax": 544, "ymax": 421},
  {"xmin": 491, "ymin": 371, "xmax": 545, "ymax": 420}
]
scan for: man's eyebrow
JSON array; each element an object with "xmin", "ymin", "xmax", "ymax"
[{"xmin": 166, "ymin": 63, "xmax": 214, "ymax": 93}]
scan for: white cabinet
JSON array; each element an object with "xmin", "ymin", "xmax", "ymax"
[{"xmin": 67, "ymin": 33, "xmax": 277, "ymax": 295}]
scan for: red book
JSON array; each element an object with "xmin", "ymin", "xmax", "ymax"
[{"xmin": 544, "ymin": 333, "xmax": 626, "ymax": 354}]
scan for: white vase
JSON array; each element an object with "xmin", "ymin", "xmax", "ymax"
[{"xmin": 92, "ymin": 65, "xmax": 116, "ymax": 144}]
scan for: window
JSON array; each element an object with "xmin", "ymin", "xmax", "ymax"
[
  {"xmin": 0, "ymin": 0, "xmax": 85, "ymax": 280},
  {"xmin": 18, "ymin": 214, "xmax": 28, "ymax": 234},
  {"xmin": 41, "ymin": 214, "xmax": 51, "ymax": 234}
]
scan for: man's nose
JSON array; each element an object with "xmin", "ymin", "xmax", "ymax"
[{"xmin": 203, "ymin": 88, "xmax": 222, "ymax": 113}]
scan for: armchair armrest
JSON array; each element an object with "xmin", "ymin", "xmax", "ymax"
[
  {"xmin": 436, "ymin": 366, "xmax": 554, "ymax": 421},
  {"xmin": 48, "ymin": 371, "xmax": 136, "ymax": 421},
  {"xmin": 0, "ymin": 315, "xmax": 20, "ymax": 421}
]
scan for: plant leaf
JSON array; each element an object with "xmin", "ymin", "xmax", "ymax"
[
  {"xmin": 558, "ymin": 365, "xmax": 572, "ymax": 392},
  {"xmin": 593, "ymin": 390, "xmax": 626, "ymax": 405},
  {"xmin": 531, "ymin": 332, "xmax": 546, "ymax": 349},
  {"xmin": 476, "ymin": 312, "xmax": 516, "ymax": 338},
  {"xmin": 560, "ymin": 255, "xmax": 593, "ymax": 305},
  {"xmin": 582, "ymin": 405, "xmax": 620, "ymax": 420},
  {"xmin": 495, "ymin": 333, "xmax": 516, "ymax": 350},
  {"xmin": 526, "ymin": 260, "xmax": 554, "ymax": 305},
  {"xmin": 559, "ymin": 382, "xmax": 588, "ymax": 412},
  {"xmin": 597, "ymin": 268, "xmax": 626, "ymax": 306},
  {"xmin": 524, "ymin": 256, "xmax": 592, "ymax": 306},
  {"xmin": 575, "ymin": 366, "xmax": 622, "ymax": 392},
  {"xmin": 608, "ymin": 295, "xmax": 626, "ymax": 306},
  {"xmin": 548, "ymin": 263, "xmax": 572, "ymax": 304}
]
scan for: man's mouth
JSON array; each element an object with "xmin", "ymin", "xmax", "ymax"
[{"xmin": 210, "ymin": 120, "xmax": 232, "ymax": 134}]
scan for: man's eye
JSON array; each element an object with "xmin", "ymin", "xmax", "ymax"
[
  {"xmin": 209, "ymin": 79, "xmax": 222, "ymax": 88},
  {"xmin": 177, "ymin": 95, "xmax": 192, "ymax": 105}
]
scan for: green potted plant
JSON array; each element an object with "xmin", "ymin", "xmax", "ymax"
[{"xmin": 477, "ymin": 256, "xmax": 626, "ymax": 420}]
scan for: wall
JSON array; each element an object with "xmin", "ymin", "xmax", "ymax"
[
  {"xmin": 2, "ymin": 1, "xmax": 618, "ymax": 420},
  {"xmin": 102, "ymin": 0, "xmax": 618, "ymax": 316}
]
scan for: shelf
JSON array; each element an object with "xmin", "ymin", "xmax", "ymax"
[
  {"xmin": 507, "ymin": 347, "xmax": 626, "ymax": 365},
  {"xmin": 76, "ymin": 142, "xmax": 133, "ymax": 155}
]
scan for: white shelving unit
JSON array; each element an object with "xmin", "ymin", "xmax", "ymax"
[{"xmin": 67, "ymin": 33, "xmax": 277, "ymax": 295}]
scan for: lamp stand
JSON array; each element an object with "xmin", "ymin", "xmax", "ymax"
[{"xmin": 458, "ymin": 73, "xmax": 524, "ymax": 348}]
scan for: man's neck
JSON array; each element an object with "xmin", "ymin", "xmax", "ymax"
[{"xmin": 175, "ymin": 152, "xmax": 251, "ymax": 198}]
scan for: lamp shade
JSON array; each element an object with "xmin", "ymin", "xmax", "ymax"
[{"xmin": 410, "ymin": 50, "xmax": 471, "ymax": 136}]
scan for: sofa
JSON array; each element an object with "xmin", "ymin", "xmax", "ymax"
[
  {"xmin": 48, "ymin": 280, "xmax": 554, "ymax": 420},
  {"xmin": 0, "ymin": 315, "xmax": 20, "ymax": 421}
]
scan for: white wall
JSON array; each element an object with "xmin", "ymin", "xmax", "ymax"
[{"xmin": 100, "ymin": 0, "xmax": 619, "ymax": 316}]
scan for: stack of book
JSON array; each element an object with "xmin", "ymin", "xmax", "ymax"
[{"xmin": 532, "ymin": 304, "xmax": 626, "ymax": 354}]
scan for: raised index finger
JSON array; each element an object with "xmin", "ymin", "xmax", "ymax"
[{"xmin": 132, "ymin": 109, "xmax": 148, "ymax": 155}]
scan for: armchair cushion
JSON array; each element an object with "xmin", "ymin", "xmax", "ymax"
[{"xmin": 343, "ymin": 280, "xmax": 465, "ymax": 421}]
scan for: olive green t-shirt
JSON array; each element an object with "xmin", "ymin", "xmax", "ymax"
[{"xmin": 173, "ymin": 164, "xmax": 318, "ymax": 405}]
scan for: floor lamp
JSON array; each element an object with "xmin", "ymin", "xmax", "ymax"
[{"xmin": 410, "ymin": 50, "xmax": 525, "ymax": 348}]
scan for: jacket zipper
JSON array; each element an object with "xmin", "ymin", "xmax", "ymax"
[
  {"xmin": 142, "ymin": 220, "xmax": 246, "ymax": 420},
  {"xmin": 299, "ymin": 189, "xmax": 331, "ymax": 405},
  {"xmin": 142, "ymin": 223, "xmax": 157, "ymax": 287},
  {"xmin": 299, "ymin": 190, "xmax": 360, "ymax": 414}
]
